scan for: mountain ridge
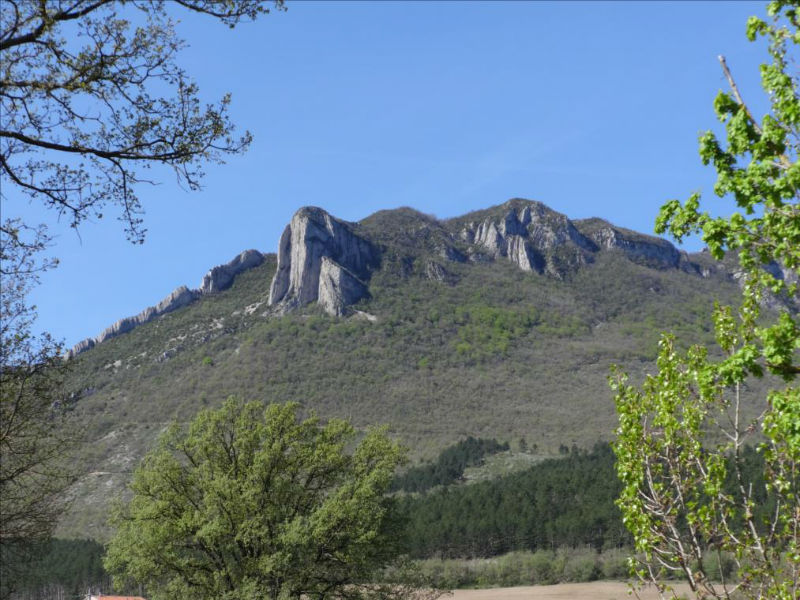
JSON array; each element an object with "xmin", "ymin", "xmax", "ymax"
[{"xmin": 68, "ymin": 198, "xmax": 718, "ymax": 357}]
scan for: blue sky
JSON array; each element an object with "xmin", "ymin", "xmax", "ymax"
[{"xmin": 6, "ymin": 1, "xmax": 768, "ymax": 348}]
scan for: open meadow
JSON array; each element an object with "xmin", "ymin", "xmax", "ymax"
[{"xmin": 449, "ymin": 582, "xmax": 694, "ymax": 600}]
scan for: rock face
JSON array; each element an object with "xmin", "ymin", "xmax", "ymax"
[
  {"xmin": 69, "ymin": 198, "xmax": 733, "ymax": 358},
  {"xmin": 268, "ymin": 207, "xmax": 378, "ymax": 314},
  {"xmin": 200, "ymin": 249, "xmax": 264, "ymax": 293},
  {"xmin": 70, "ymin": 337, "xmax": 96, "ymax": 355},
  {"xmin": 575, "ymin": 218, "xmax": 680, "ymax": 269},
  {"xmin": 317, "ymin": 257, "xmax": 370, "ymax": 316},
  {"xmin": 425, "ymin": 261, "xmax": 448, "ymax": 282},
  {"xmin": 458, "ymin": 200, "xmax": 594, "ymax": 277},
  {"xmin": 742, "ymin": 261, "xmax": 800, "ymax": 310},
  {"xmin": 447, "ymin": 199, "xmax": 707, "ymax": 280},
  {"xmin": 439, "ymin": 244, "xmax": 467, "ymax": 263}
]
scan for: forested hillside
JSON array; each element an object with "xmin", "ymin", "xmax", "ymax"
[
  {"xmin": 58, "ymin": 200, "xmax": 769, "ymax": 540},
  {"xmin": 397, "ymin": 444, "xmax": 628, "ymax": 558}
]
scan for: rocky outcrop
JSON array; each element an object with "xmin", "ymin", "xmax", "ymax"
[
  {"xmin": 425, "ymin": 260, "xmax": 459, "ymax": 284},
  {"xmin": 577, "ymin": 219, "xmax": 680, "ymax": 269},
  {"xmin": 68, "ymin": 198, "xmax": 731, "ymax": 359},
  {"xmin": 68, "ymin": 250, "xmax": 266, "ymax": 358},
  {"xmin": 268, "ymin": 207, "xmax": 378, "ymax": 315},
  {"xmin": 439, "ymin": 244, "xmax": 467, "ymax": 263},
  {"xmin": 450, "ymin": 200, "xmax": 706, "ymax": 279},
  {"xmin": 458, "ymin": 201, "xmax": 594, "ymax": 277},
  {"xmin": 764, "ymin": 261, "xmax": 800, "ymax": 289},
  {"xmin": 318, "ymin": 257, "xmax": 369, "ymax": 316},
  {"xmin": 505, "ymin": 234, "xmax": 542, "ymax": 272},
  {"xmin": 737, "ymin": 260, "xmax": 800, "ymax": 310},
  {"xmin": 68, "ymin": 286, "xmax": 200, "ymax": 358},
  {"xmin": 70, "ymin": 337, "xmax": 96, "ymax": 355},
  {"xmin": 200, "ymin": 249, "xmax": 264, "ymax": 293}
]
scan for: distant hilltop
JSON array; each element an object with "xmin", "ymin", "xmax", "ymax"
[{"xmin": 68, "ymin": 197, "xmax": 735, "ymax": 358}]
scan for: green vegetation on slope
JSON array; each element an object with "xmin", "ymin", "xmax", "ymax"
[
  {"xmin": 391, "ymin": 437, "xmax": 509, "ymax": 493},
  {"xmin": 4, "ymin": 539, "xmax": 110, "ymax": 599},
  {"xmin": 396, "ymin": 444, "xmax": 629, "ymax": 559},
  {"xmin": 58, "ymin": 207, "xmax": 762, "ymax": 540},
  {"xmin": 14, "ymin": 445, "xmax": 770, "ymax": 596},
  {"xmin": 396, "ymin": 443, "xmax": 773, "ymax": 561}
]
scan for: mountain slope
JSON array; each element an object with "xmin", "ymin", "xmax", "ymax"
[{"xmin": 61, "ymin": 199, "xmax": 762, "ymax": 539}]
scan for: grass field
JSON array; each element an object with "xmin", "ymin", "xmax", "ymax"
[{"xmin": 448, "ymin": 582, "xmax": 694, "ymax": 600}]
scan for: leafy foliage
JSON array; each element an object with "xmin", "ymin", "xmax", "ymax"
[
  {"xmin": 613, "ymin": 3, "xmax": 800, "ymax": 599},
  {"xmin": 452, "ymin": 306, "xmax": 541, "ymax": 359},
  {"xmin": 10, "ymin": 447, "xmax": 772, "ymax": 595},
  {"xmin": 104, "ymin": 398, "xmax": 434, "ymax": 600}
]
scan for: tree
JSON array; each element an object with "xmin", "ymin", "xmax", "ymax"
[
  {"xmin": 0, "ymin": 222, "xmax": 78, "ymax": 600},
  {"xmin": 0, "ymin": 1, "xmax": 281, "ymax": 590},
  {"xmin": 611, "ymin": 2, "xmax": 799, "ymax": 599},
  {"xmin": 104, "ymin": 398, "xmax": 439, "ymax": 600},
  {"xmin": 1, "ymin": 0, "xmax": 282, "ymax": 245}
]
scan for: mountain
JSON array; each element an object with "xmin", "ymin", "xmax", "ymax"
[{"xmin": 60, "ymin": 198, "xmax": 766, "ymax": 540}]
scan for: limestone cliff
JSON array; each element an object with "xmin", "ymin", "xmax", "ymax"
[
  {"xmin": 442, "ymin": 199, "xmax": 702, "ymax": 280},
  {"xmin": 574, "ymin": 217, "xmax": 680, "ymax": 269},
  {"xmin": 268, "ymin": 207, "xmax": 378, "ymax": 314},
  {"xmin": 200, "ymin": 249, "xmax": 264, "ymax": 294},
  {"xmin": 68, "ymin": 198, "xmax": 732, "ymax": 358},
  {"xmin": 317, "ymin": 257, "xmax": 370, "ymax": 316},
  {"xmin": 68, "ymin": 286, "xmax": 200, "ymax": 358},
  {"xmin": 455, "ymin": 200, "xmax": 595, "ymax": 277}
]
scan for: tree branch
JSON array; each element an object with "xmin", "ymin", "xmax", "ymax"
[
  {"xmin": 0, "ymin": 0, "xmax": 113, "ymax": 51},
  {"xmin": 718, "ymin": 55, "xmax": 762, "ymax": 135}
]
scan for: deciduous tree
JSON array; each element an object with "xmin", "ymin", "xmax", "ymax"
[
  {"xmin": 612, "ymin": 2, "xmax": 799, "ymax": 599},
  {"xmin": 105, "ymin": 398, "xmax": 439, "ymax": 600}
]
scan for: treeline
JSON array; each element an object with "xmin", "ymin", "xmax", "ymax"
[
  {"xmin": 6, "ymin": 538, "xmax": 110, "ymax": 600},
  {"xmin": 391, "ymin": 437, "xmax": 509, "ymax": 493},
  {"xmin": 10, "ymin": 444, "xmax": 772, "ymax": 595},
  {"xmin": 396, "ymin": 443, "xmax": 630, "ymax": 558},
  {"xmin": 396, "ymin": 443, "xmax": 773, "ymax": 560}
]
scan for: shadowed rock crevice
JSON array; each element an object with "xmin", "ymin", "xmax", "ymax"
[{"xmin": 318, "ymin": 257, "xmax": 370, "ymax": 316}]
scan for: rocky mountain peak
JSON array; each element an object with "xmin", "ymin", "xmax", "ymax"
[
  {"xmin": 268, "ymin": 207, "xmax": 378, "ymax": 314},
  {"xmin": 68, "ymin": 198, "xmax": 718, "ymax": 357},
  {"xmin": 573, "ymin": 217, "xmax": 682, "ymax": 270},
  {"xmin": 200, "ymin": 249, "xmax": 264, "ymax": 294},
  {"xmin": 452, "ymin": 199, "xmax": 595, "ymax": 277}
]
